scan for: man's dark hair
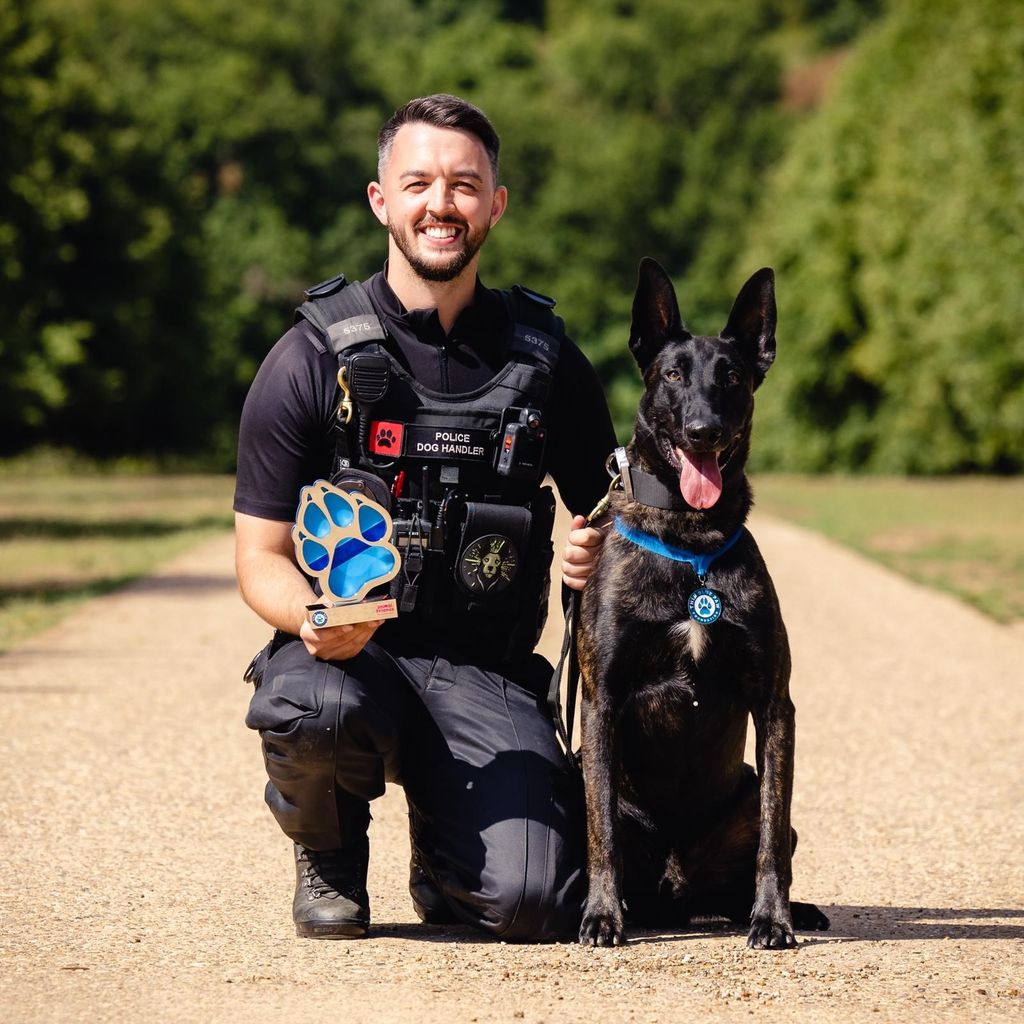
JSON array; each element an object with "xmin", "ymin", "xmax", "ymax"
[{"xmin": 377, "ymin": 94, "xmax": 501, "ymax": 183}]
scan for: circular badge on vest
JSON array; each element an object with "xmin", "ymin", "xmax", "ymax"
[
  {"xmin": 688, "ymin": 587, "xmax": 723, "ymax": 625},
  {"xmin": 459, "ymin": 534, "xmax": 519, "ymax": 595}
]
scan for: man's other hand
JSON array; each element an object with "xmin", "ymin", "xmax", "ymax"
[
  {"xmin": 299, "ymin": 618, "xmax": 383, "ymax": 660},
  {"xmin": 561, "ymin": 514, "xmax": 608, "ymax": 591}
]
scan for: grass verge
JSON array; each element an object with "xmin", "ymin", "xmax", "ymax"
[
  {"xmin": 752, "ymin": 475, "xmax": 1024, "ymax": 624},
  {"xmin": 0, "ymin": 475, "xmax": 236, "ymax": 652}
]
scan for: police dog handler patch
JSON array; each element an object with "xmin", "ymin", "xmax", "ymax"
[{"xmin": 370, "ymin": 421, "xmax": 492, "ymax": 460}]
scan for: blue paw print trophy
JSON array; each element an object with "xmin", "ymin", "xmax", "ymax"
[{"xmin": 292, "ymin": 480, "xmax": 401, "ymax": 628}]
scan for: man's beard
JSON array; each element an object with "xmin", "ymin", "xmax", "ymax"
[{"xmin": 388, "ymin": 216, "xmax": 488, "ymax": 283}]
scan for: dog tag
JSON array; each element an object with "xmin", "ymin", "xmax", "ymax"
[{"xmin": 688, "ymin": 587, "xmax": 723, "ymax": 625}]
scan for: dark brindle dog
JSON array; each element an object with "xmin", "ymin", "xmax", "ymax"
[{"xmin": 577, "ymin": 258, "xmax": 830, "ymax": 949}]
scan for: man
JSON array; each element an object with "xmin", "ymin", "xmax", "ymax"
[{"xmin": 234, "ymin": 94, "xmax": 614, "ymax": 942}]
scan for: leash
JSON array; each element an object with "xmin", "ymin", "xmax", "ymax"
[{"xmin": 548, "ymin": 459, "xmax": 622, "ymax": 767}]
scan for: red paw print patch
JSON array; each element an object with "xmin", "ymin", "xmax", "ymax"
[{"xmin": 369, "ymin": 421, "xmax": 404, "ymax": 455}]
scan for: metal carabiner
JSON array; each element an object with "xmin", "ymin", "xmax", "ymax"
[
  {"xmin": 336, "ymin": 366, "xmax": 354, "ymax": 425},
  {"xmin": 585, "ymin": 472, "xmax": 622, "ymax": 525}
]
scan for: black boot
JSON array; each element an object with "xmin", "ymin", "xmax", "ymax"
[
  {"xmin": 293, "ymin": 840, "xmax": 370, "ymax": 939},
  {"xmin": 409, "ymin": 848, "xmax": 459, "ymax": 925}
]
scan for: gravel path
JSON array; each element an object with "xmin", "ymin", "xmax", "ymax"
[{"xmin": 2, "ymin": 508, "xmax": 1022, "ymax": 1023}]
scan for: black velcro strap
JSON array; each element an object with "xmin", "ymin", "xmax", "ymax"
[
  {"xmin": 326, "ymin": 313, "xmax": 386, "ymax": 351},
  {"xmin": 304, "ymin": 272, "xmax": 347, "ymax": 298},
  {"xmin": 507, "ymin": 322, "xmax": 561, "ymax": 369}
]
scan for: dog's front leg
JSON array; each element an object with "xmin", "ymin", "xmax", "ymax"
[
  {"xmin": 578, "ymin": 692, "xmax": 626, "ymax": 946},
  {"xmin": 748, "ymin": 694, "xmax": 796, "ymax": 949}
]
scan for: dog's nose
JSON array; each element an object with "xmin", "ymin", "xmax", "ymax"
[{"xmin": 684, "ymin": 421, "xmax": 723, "ymax": 448}]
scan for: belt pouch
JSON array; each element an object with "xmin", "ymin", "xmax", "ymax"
[{"xmin": 453, "ymin": 502, "xmax": 532, "ymax": 608}]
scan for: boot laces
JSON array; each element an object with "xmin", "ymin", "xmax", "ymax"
[{"xmin": 299, "ymin": 847, "xmax": 366, "ymax": 901}]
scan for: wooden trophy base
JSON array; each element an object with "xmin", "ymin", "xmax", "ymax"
[{"xmin": 306, "ymin": 599, "xmax": 399, "ymax": 629}]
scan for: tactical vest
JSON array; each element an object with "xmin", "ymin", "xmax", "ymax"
[{"xmin": 294, "ymin": 273, "xmax": 564, "ymax": 669}]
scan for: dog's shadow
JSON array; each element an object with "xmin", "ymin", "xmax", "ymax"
[
  {"xmin": 629, "ymin": 905, "xmax": 1024, "ymax": 946},
  {"xmin": 366, "ymin": 906, "xmax": 1024, "ymax": 946}
]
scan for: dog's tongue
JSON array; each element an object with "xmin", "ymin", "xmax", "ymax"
[{"xmin": 677, "ymin": 449, "xmax": 723, "ymax": 509}]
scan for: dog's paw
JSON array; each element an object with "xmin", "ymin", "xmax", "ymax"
[
  {"xmin": 747, "ymin": 913, "xmax": 797, "ymax": 950},
  {"xmin": 579, "ymin": 903, "xmax": 626, "ymax": 947},
  {"xmin": 292, "ymin": 480, "xmax": 399, "ymax": 603},
  {"xmin": 791, "ymin": 900, "xmax": 830, "ymax": 932}
]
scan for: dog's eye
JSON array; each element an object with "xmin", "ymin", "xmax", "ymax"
[
  {"xmin": 664, "ymin": 369, "xmax": 682, "ymax": 383},
  {"xmin": 725, "ymin": 370, "xmax": 741, "ymax": 387}
]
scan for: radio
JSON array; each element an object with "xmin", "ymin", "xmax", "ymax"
[{"xmin": 495, "ymin": 407, "xmax": 546, "ymax": 480}]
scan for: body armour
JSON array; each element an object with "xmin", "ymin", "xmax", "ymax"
[{"xmin": 294, "ymin": 275, "xmax": 563, "ymax": 669}]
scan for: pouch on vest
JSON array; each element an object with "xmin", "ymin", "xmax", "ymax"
[
  {"xmin": 453, "ymin": 502, "xmax": 532, "ymax": 605},
  {"xmin": 446, "ymin": 487, "xmax": 556, "ymax": 666}
]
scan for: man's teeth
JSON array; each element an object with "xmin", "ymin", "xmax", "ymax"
[{"xmin": 423, "ymin": 226, "xmax": 458, "ymax": 238}]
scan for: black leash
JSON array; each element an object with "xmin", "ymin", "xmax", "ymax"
[
  {"xmin": 548, "ymin": 590, "xmax": 581, "ymax": 763},
  {"xmin": 547, "ymin": 459, "xmax": 621, "ymax": 768}
]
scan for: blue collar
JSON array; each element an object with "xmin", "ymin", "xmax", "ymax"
[{"xmin": 614, "ymin": 519, "xmax": 745, "ymax": 577}]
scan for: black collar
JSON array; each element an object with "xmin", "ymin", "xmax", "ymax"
[
  {"xmin": 627, "ymin": 466, "xmax": 690, "ymax": 511},
  {"xmin": 613, "ymin": 446, "xmax": 690, "ymax": 511}
]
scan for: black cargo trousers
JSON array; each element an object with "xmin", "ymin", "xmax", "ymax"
[{"xmin": 245, "ymin": 634, "xmax": 585, "ymax": 942}]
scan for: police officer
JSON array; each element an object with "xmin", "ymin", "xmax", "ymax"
[{"xmin": 234, "ymin": 94, "xmax": 615, "ymax": 941}]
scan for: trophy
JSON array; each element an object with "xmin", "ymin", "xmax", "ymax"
[{"xmin": 292, "ymin": 479, "xmax": 401, "ymax": 629}]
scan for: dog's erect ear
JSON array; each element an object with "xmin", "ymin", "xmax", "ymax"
[
  {"xmin": 722, "ymin": 268, "xmax": 776, "ymax": 384},
  {"xmin": 629, "ymin": 257, "xmax": 690, "ymax": 373}
]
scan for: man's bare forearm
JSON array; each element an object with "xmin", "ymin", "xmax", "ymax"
[
  {"xmin": 234, "ymin": 512, "xmax": 316, "ymax": 635},
  {"xmin": 234, "ymin": 512, "xmax": 382, "ymax": 660},
  {"xmin": 236, "ymin": 545, "xmax": 317, "ymax": 635}
]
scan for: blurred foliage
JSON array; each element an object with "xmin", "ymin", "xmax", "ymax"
[
  {"xmin": 741, "ymin": 0, "xmax": 1024, "ymax": 472},
  {"xmin": 5, "ymin": 0, "xmax": 1020, "ymax": 474},
  {"xmin": 1, "ymin": 0, "xmax": 794, "ymax": 455}
]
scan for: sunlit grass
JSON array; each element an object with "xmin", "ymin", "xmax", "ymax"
[
  {"xmin": 752, "ymin": 475, "xmax": 1024, "ymax": 624},
  {"xmin": 0, "ymin": 475, "xmax": 235, "ymax": 652}
]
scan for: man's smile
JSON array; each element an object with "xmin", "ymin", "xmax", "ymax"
[{"xmin": 418, "ymin": 221, "xmax": 464, "ymax": 245}]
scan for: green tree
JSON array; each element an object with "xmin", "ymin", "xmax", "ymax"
[
  {"xmin": 475, "ymin": 0, "xmax": 786, "ymax": 438},
  {"xmin": 740, "ymin": 0, "xmax": 1024, "ymax": 472}
]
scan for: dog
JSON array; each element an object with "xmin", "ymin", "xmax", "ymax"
[{"xmin": 577, "ymin": 258, "xmax": 830, "ymax": 949}]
